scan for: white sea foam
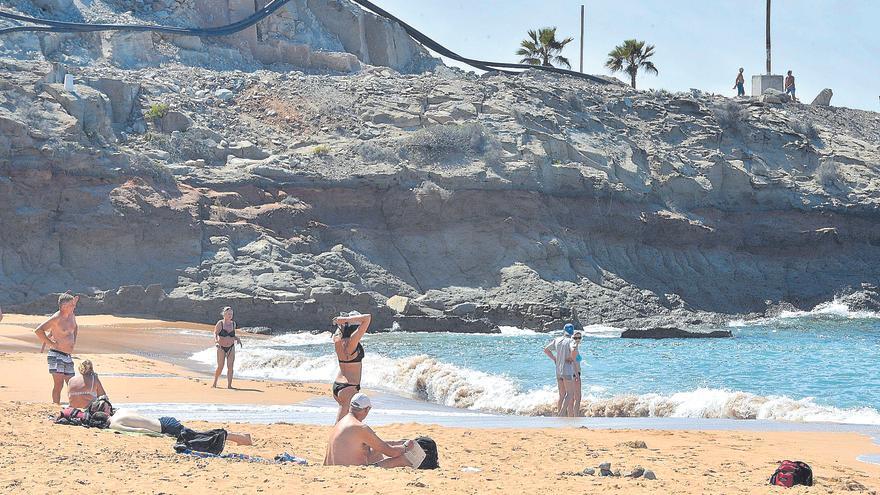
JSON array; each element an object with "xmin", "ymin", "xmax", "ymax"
[
  {"xmin": 777, "ymin": 300, "xmax": 880, "ymax": 320},
  {"xmin": 582, "ymin": 388, "xmax": 880, "ymax": 425},
  {"xmin": 190, "ymin": 343, "xmax": 880, "ymax": 424},
  {"xmin": 728, "ymin": 298, "xmax": 880, "ymax": 327},
  {"xmin": 580, "ymin": 324, "xmax": 624, "ymax": 338},
  {"xmin": 498, "ymin": 326, "xmax": 538, "ymax": 336}
]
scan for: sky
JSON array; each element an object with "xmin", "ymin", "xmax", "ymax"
[{"xmin": 376, "ymin": 0, "xmax": 879, "ymax": 111}]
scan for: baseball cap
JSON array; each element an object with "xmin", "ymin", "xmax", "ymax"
[
  {"xmin": 350, "ymin": 392, "xmax": 372, "ymax": 410},
  {"xmin": 563, "ymin": 323, "xmax": 575, "ymax": 336}
]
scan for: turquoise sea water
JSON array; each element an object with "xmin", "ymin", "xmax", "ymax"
[{"xmin": 191, "ymin": 300, "xmax": 880, "ymax": 424}]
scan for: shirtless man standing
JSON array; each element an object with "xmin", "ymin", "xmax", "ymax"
[
  {"xmin": 34, "ymin": 293, "xmax": 79, "ymax": 404},
  {"xmin": 324, "ymin": 393, "xmax": 422, "ymax": 468}
]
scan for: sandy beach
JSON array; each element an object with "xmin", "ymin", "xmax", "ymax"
[{"xmin": 1, "ymin": 314, "xmax": 879, "ymax": 494}]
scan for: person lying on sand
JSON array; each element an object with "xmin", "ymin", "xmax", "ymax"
[
  {"xmin": 109, "ymin": 409, "xmax": 252, "ymax": 445},
  {"xmin": 324, "ymin": 393, "xmax": 423, "ymax": 468},
  {"xmin": 34, "ymin": 293, "xmax": 79, "ymax": 404},
  {"xmin": 67, "ymin": 360, "xmax": 107, "ymax": 409}
]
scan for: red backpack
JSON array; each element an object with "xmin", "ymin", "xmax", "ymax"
[{"xmin": 769, "ymin": 460, "xmax": 813, "ymax": 487}]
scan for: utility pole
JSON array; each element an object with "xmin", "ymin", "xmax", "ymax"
[
  {"xmin": 766, "ymin": 0, "xmax": 771, "ymax": 74},
  {"xmin": 579, "ymin": 4, "xmax": 585, "ymax": 73}
]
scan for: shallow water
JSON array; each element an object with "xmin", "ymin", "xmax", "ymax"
[{"xmin": 190, "ymin": 300, "xmax": 880, "ymax": 424}]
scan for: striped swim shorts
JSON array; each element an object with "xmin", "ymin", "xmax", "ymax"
[{"xmin": 47, "ymin": 349, "xmax": 75, "ymax": 376}]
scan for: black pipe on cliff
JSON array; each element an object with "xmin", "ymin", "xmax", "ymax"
[{"xmin": 0, "ymin": 0, "xmax": 609, "ymax": 84}]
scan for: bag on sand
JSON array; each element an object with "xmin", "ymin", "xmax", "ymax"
[
  {"xmin": 174, "ymin": 427, "xmax": 228, "ymax": 455},
  {"xmin": 769, "ymin": 460, "xmax": 813, "ymax": 487},
  {"xmin": 55, "ymin": 407, "xmax": 86, "ymax": 426},
  {"xmin": 86, "ymin": 395, "xmax": 115, "ymax": 417},
  {"xmin": 414, "ymin": 436, "xmax": 439, "ymax": 470},
  {"xmin": 55, "ymin": 406, "xmax": 109, "ymax": 429}
]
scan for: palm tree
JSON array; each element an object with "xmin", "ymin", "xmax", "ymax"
[
  {"xmin": 516, "ymin": 27, "xmax": 574, "ymax": 69},
  {"xmin": 605, "ymin": 39, "xmax": 658, "ymax": 89}
]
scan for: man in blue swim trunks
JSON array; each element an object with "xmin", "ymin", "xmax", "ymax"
[
  {"xmin": 784, "ymin": 70, "xmax": 797, "ymax": 101},
  {"xmin": 34, "ymin": 293, "xmax": 79, "ymax": 404}
]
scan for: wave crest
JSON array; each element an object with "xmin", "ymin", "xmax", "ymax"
[{"xmin": 191, "ymin": 344, "xmax": 880, "ymax": 424}]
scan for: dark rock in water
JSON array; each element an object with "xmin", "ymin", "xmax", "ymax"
[
  {"xmin": 620, "ymin": 327, "xmax": 732, "ymax": 339},
  {"xmin": 764, "ymin": 301, "xmax": 801, "ymax": 317},
  {"xmin": 240, "ymin": 326, "xmax": 272, "ymax": 335},
  {"xmin": 387, "ymin": 315, "xmax": 499, "ymax": 334}
]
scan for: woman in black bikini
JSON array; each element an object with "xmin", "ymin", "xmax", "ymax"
[
  {"xmin": 213, "ymin": 306, "xmax": 242, "ymax": 389},
  {"xmin": 332, "ymin": 312, "xmax": 371, "ymax": 422}
]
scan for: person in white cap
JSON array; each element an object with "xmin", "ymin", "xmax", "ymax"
[{"xmin": 324, "ymin": 393, "xmax": 424, "ymax": 468}]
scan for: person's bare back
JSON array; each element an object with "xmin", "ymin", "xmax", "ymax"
[
  {"xmin": 324, "ymin": 393, "xmax": 415, "ymax": 468},
  {"xmin": 325, "ymin": 414, "xmax": 373, "ymax": 466}
]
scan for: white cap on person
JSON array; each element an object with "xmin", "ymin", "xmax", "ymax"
[{"xmin": 350, "ymin": 392, "xmax": 372, "ymax": 410}]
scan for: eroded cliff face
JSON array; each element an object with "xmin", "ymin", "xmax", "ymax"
[
  {"xmin": 1, "ymin": 0, "xmax": 438, "ymax": 73},
  {"xmin": 1, "ymin": 4, "xmax": 879, "ymax": 331}
]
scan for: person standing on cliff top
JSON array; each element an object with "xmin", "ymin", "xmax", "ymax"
[
  {"xmin": 544, "ymin": 323, "xmax": 577, "ymax": 416},
  {"xmin": 733, "ymin": 68, "xmax": 745, "ymax": 97},
  {"xmin": 785, "ymin": 70, "xmax": 797, "ymax": 101},
  {"xmin": 33, "ymin": 292, "xmax": 79, "ymax": 404}
]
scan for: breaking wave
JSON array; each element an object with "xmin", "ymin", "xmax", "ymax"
[
  {"xmin": 191, "ymin": 340, "xmax": 880, "ymax": 424},
  {"xmin": 729, "ymin": 298, "xmax": 880, "ymax": 327}
]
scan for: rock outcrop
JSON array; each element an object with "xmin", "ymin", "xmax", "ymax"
[
  {"xmin": 811, "ymin": 88, "xmax": 833, "ymax": 106},
  {"xmin": 620, "ymin": 328, "xmax": 732, "ymax": 339},
  {"xmin": 1, "ymin": 2, "xmax": 879, "ymax": 333}
]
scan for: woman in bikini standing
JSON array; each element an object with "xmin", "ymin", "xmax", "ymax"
[
  {"xmin": 213, "ymin": 306, "xmax": 242, "ymax": 389},
  {"xmin": 68, "ymin": 359, "xmax": 107, "ymax": 408},
  {"xmin": 331, "ymin": 312, "xmax": 371, "ymax": 423}
]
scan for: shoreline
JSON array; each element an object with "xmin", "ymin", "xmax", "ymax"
[{"xmin": 2, "ymin": 314, "xmax": 880, "ymax": 493}]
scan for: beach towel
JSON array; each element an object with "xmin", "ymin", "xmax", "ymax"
[{"xmin": 178, "ymin": 449, "xmax": 308, "ymax": 465}]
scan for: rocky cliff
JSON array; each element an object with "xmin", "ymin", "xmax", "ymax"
[{"xmin": 2, "ymin": 1, "xmax": 879, "ymax": 332}]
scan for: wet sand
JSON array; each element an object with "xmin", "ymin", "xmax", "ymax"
[{"xmin": 1, "ymin": 314, "xmax": 879, "ymax": 494}]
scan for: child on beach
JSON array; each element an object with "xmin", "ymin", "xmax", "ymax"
[{"xmin": 33, "ymin": 293, "xmax": 79, "ymax": 404}]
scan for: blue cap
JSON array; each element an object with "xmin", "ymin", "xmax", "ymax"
[{"xmin": 563, "ymin": 323, "xmax": 575, "ymax": 336}]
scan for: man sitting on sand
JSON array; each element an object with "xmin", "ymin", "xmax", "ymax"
[
  {"xmin": 324, "ymin": 393, "xmax": 423, "ymax": 468},
  {"xmin": 34, "ymin": 293, "xmax": 79, "ymax": 404}
]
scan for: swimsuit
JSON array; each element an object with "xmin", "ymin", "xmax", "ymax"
[
  {"xmin": 69, "ymin": 374, "xmax": 98, "ymax": 401},
  {"xmin": 333, "ymin": 343, "xmax": 365, "ymax": 398},
  {"xmin": 338, "ymin": 343, "xmax": 364, "ymax": 364},
  {"xmin": 217, "ymin": 322, "xmax": 236, "ymax": 356},
  {"xmin": 47, "ymin": 349, "xmax": 74, "ymax": 376},
  {"xmin": 332, "ymin": 381, "xmax": 361, "ymax": 398}
]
